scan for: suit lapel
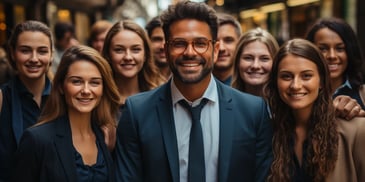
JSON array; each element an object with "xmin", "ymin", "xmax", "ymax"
[
  {"xmin": 216, "ymin": 81, "xmax": 234, "ymax": 182},
  {"xmin": 157, "ymin": 82, "xmax": 180, "ymax": 182},
  {"xmin": 54, "ymin": 116, "xmax": 77, "ymax": 182},
  {"xmin": 9, "ymin": 80, "xmax": 24, "ymax": 144}
]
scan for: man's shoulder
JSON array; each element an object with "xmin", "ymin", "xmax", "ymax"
[
  {"xmin": 127, "ymin": 83, "xmax": 168, "ymax": 104},
  {"xmin": 217, "ymin": 81, "xmax": 264, "ymax": 103}
]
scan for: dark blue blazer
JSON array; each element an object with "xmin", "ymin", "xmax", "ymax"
[
  {"xmin": 12, "ymin": 115, "xmax": 115, "ymax": 182},
  {"xmin": 115, "ymin": 79, "xmax": 273, "ymax": 182}
]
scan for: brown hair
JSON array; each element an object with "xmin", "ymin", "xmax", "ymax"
[
  {"xmin": 231, "ymin": 27, "xmax": 279, "ymax": 94},
  {"xmin": 7, "ymin": 20, "xmax": 54, "ymax": 70},
  {"xmin": 265, "ymin": 39, "xmax": 338, "ymax": 181},
  {"xmin": 38, "ymin": 45, "xmax": 120, "ymax": 127},
  {"xmin": 102, "ymin": 20, "xmax": 165, "ymax": 91}
]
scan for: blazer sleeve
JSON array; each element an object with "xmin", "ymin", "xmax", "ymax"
[
  {"xmin": 12, "ymin": 129, "xmax": 41, "ymax": 182},
  {"xmin": 115, "ymin": 99, "xmax": 143, "ymax": 182},
  {"xmin": 254, "ymin": 100, "xmax": 273, "ymax": 182},
  {"xmin": 354, "ymin": 118, "xmax": 365, "ymax": 181}
]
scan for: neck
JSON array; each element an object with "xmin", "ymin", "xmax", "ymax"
[
  {"xmin": 18, "ymin": 74, "xmax": 46, "ymax": 107},
  {"xmin": 213, "ymin": 68, "xmax": 232, "ymax": 83},
  {"xmin": 331, "ymin": 77, "xmax": 344, "ymax": 94},
  {"xmin": 174, "ymin": 74, "xmax": 211, "ymax": 102},
  {"xmin": 68, "ymin": 110, "xmax": 93, "ymax": 136},
  {"xmin": 244, "ymin": 84, "xmax": 264, "ymax": 97},
  {"xmin": 292, "ymin": 109, "xmax": 311, "ymax": 129},
  {"xmin": 115, "ymin": 76, "xmax": 140, "ymax": 104}
]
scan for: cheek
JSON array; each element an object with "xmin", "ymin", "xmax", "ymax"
[
  {"xmin": 263, "ymin": 62, "xmax": 273, "ymax": 73},
  {"xmin": 95, "ymin": 87, "xmax": 103, "ymax": 99},
  {"xmin": 239, "ymin": 60, "xmax": 250, "ymax": 72}
]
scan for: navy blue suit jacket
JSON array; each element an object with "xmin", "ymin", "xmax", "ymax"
[
  {"xmin": 115, "ymin": 79, "xmax": 273, "ymax": 182},
  {"xmin": 12, "ymin": 115, "xmax": 115, "ymax": 182}
]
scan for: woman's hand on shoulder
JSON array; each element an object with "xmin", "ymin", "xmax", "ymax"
[{"xmin": 333, "ymin": 95, "xmax": 365, "ymax": 120}]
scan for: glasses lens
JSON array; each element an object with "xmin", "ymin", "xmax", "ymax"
[
  {"xmin": 193, "ymin": 39, "xmax": 209, "ymax": 53},
  {"xmin": 169, "ymin": 39, "xmax": 211, "ymax": 54}
]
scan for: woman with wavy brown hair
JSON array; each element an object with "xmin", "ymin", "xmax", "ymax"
[
  {"xmin": 13, "ymin": 45, "xmax": 120, "ymax": 182},
  {"xmin": 265, "ymin": 39, "xmax": 365, "ymax": 181},
  {"xmin": 102, "ymin": 20, "xmax": 165, "ymax": 107}
]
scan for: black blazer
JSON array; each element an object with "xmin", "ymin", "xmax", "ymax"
[
  {"xmin": 115, "ymin": 79, "xmax": 273, "ymax": 182},
  {"xmin": 12, "ymin": 115, "xmax": 115, "ymax": 182}
]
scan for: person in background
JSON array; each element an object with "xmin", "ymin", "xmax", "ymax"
[
  {"xmin": 89, "ymin": 20, "xmax": 113, "ymax": 53},
  {"xmin": 114, "ymin": 1, "xmax": 272, "ymax": 181},
  {"xmin": 213, "ymin": 13, "xmax": 241, "ymax": 85},
  {"xmin": 145, "ymin": 16, "xmax": 171, "ymax": 80},
  {"xmin": 13, "ymin": 45, "xmax": 119, "ymax": 182},
  {"xmin": 0, "ymin": 20, "xmax": 53, "ymax": 181},
  {"xmin": 102, "ymin": 20, "xmax": 165, "ymax": 107},
  {"xmin": 306, "ymin": 18, "xmax": 365, "ymax": 110},
  {"xmin": 265, "ymin": 38, "xmax": 365, "ymax": 182},
  {"xmin": 231, "ymin": 27, "xmax": 279, "ymax": 97},
  {"xmin": 230, "ymin": 26, "xmax": 363, "ymax": 120},
  {"xmin": 0, "ymin": 46, "xmax": 15, "ymax": 85},
  {"xmin": 53, "ymin": 22, "xmax": 79, "ymax": 73}
]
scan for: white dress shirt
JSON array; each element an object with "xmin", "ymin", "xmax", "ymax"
[{"xmin": 171, "ymin": 75, "xmax": 220, "ymax": 182}]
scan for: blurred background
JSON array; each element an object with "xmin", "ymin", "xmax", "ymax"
[{"xmin": 0, "ymin": 0, "xmax": 364, "ymax": 48}]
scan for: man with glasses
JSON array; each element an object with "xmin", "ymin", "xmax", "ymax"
[{"xmin": 114, "ymin": 1, "xmax": 273, "ymax": 182}]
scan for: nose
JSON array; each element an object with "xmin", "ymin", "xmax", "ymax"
[
  {"xmin": 290, "ymin": 77, "xmax": 302, "ymax": 90},
  {"xmin": 30, "ymin": 51, "xmax": 38, "ymax": 62},
  {"xmin": 219, "ymin": 41, "xmax": 225, "ymax": 51},
  {"xmin": 81, "ymin": 83, "xmax": 91, "ymax": 95},
  {"xmin": 251, "ymin": 59, "xmax": 260, "ymax": 69},
  {"xmin": 123, "ymin": 49, "xmax": 133, "ymax": 60},
  {"xmin": 184, "ymin": 42, "xmax": 196, "ymax": 55},
  {"xmin": 326, "ymin": 48, "xmax": 337, "ymax": 60}
]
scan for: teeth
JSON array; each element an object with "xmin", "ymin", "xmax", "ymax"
[
  {"xmin": 182, "ymin": 63, "xmax": 199, "ymax": 67},
  {"xmin": 290, "ymin": 93, "xmax": 305, "ymax": 97},
  {"xmin": 328, "ymin": 64, "xmax": 338, "ymax": 70},
  {"xmin": 78, "ymin": 98, "xmax": 92, "ymax": 102}
]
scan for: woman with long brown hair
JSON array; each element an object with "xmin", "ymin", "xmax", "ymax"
[
  {"xmin": 102, "ymin": 20, "xmax": 165, "ymax": 107},
  {"xmin": 13, "ymin": 45, "xmax": 120, "ymax": 182},
  {"xmin": 265, "ymin": 39, "xmax": 365, "ymax": 181}
]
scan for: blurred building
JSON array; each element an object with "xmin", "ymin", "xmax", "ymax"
[
  {"xmin": 0, "ymin": 0, "xmax": 364, "ymax": 50},
  {"xmin": 211, "ymin": 0, "xmax": 363, "ymax": 48},
  {"xmin": 0, "ymin": 0, "xmax": 124, "ymax": 45}
]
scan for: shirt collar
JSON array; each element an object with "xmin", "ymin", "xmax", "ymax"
[
  {"xmin": 15, "ymin": 76, "xmax": 52, "ymax": 97},
  {"xmin": 170, "ymin": 74, "xmax": 218, "ymax": 107},
  {"xmin": 333, "ymin": 77, "xmax": 352, "ymax": 95}
]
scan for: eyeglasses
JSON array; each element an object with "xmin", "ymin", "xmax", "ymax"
[{"xmin": 167, "ymin": 38, "xmax": 215, "ymax": 54}]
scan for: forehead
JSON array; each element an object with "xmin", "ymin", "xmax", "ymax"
[
  {"xmin": 169, "ymin": 19, "xmax": 212, "ymax": 40},
  {"xmin": 279, "ymin": 54, "xmax": 318, "ymax": 72},
  {"xmin": 218, "ymin": 24, "xmax": 239, "ymax": 38},
  {"xmin": 151, "ymin": 27, "xmax": 164, "ymax": 37},
  {"xmin": 67, "ymin": 60, "xmax": 101, "ymax": 77},
  {"xmin": 242, "ymin": 41, "xmax": 270, "ymax": 54},
  {"xmin": 111, "ymin": 30, "xmax": 143, "ymax": 45},
  {"xmin": 314, "ymin": 28, "xmax": 343, "ymax": 43},
  {"xmin": 17, "ymin": 31, "xmax": 51, "ymax": 47}
]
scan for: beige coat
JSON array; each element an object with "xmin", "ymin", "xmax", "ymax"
[{"xmin": 327, "ymin": 117, "xmax": 365, "ymax": 182}]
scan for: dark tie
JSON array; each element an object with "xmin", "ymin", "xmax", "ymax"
[{"xmin": 179, "ymin": 98, "xmax": 208, "ymax": 182}]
